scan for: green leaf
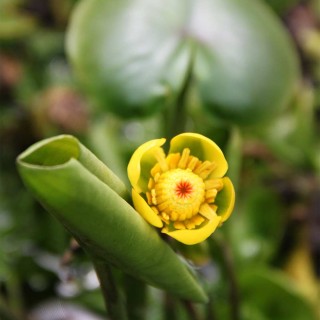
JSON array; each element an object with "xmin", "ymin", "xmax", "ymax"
[
  {"xmin": 66, "ymin": 0, "xmax": 298, "ymax": 123},
  {"xmin": 195, "ymin": 0, "xmax": 299, "ymax": 125},
  {"xmin": 262, "ymin": 0, "xmax": 300, "ymax": 14},
  {"xmin": 16, "ymin": 135, "xmax": 208, "ymax": 303},
  {"xmin": 229, "ymin": 186, "xmax": 285, "ymax": 266},
  {"xmin": 66, "ymin": 0, "xmax": 192, "ymax": 118},
  {"xmin": 239, "ymin": 268, "xmax": 317, "ymax": 320}
]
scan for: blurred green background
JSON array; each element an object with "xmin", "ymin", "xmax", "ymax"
[{"xmin": 0, "ymin": 0, "xmax": 320, "ymax": 319}]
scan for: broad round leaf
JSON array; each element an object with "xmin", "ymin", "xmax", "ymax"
[
  {"xmin": 67, "ymin": 0, "xmax": 298, "ymax": 123},
  {"xmin": 67, "ymin": 0, "xmax": 191, "ymax": 117},
  {"xmin": 193, "ymin": 0, "xmax": 299, "ymax": 125}
]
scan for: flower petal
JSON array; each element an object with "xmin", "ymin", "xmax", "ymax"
[
  {"xmin": 169, "ymin": 133, "xmax": 228, "ymax": 178},
  {"xmin": 132, "ymin": 189, "xmax": 163, "ymax": 228},
  {"xmin": 128, "ymin": 138, "xmax": 166, "ymax": 193},
  {"xmin": 162, "ymin": 215, "xmax": 222, "ymax": 245},
  {"xmin": 215, "ymin": 177, "xmax": 235, "ymax": 223}
]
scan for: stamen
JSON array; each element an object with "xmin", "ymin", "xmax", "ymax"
[
  {"xmin": 148, "ymin": 178, "xmax": 154, "ymax": 190},
  {"xmin": 210, "ymin": 204, "xmax": 218, "ymax": 212},
  {"xmin": 194, "ymin": 161, "xmax": 217, "ymax": 179},
  {"xmin": 151, "ymin": 189, "xmax": 157, "ymax": 205},
  {"xmin": 161, "ymin": 225, "xmax": 169, "ymax": 233},
  {"xmin": 154, "ymin": 148, "xmax": 169, "ymax": 172},
  {"xmin": 187, "ymin": 156, "xmax": 199, "ymax": 171},
  {"xmin": 206, "ymin": 189, "xmax": 218, "ymax": 200},
  {"xmin": 185, "ymin": 219, "xmax": 195, "ymax": 229},
  {"xmin": 170, "ymin": 211, "xmax": 178, "ymax": 221},
  {"xmin": 185, "ymin": 206, "xmax": 194, "ymax": 219},
  {"xmin": 158, "ymin": 200, "xmax": 171, "ymax": 212},
  {"xmin": 151, "ymin": 164, "xmax": 161, "ymax": 178},
  {"xmin": 174, "ymin": 221, "xmax": 186, "ymax": 230},
  {"xmin": 151, "ymin": 206, "xmax": 159, "ymax": 214},
  {"xmin": 192, "ymin": 215, "xmax": 205, "ymax": 226},
  {"xmin": 162, "ymin": 212, "xmax": 170, "ymax": 220},
  {"xmin": 205, "ymin": 179, "xmax": 224, "ymax": 191},
  {"xmin": 160, "ymin": 216, "xmax": 169, "ymax": 224},
  {"xmin": 206, "ymin": 198, "xmax": 216, "ymax": 203},
  {"xmin": 146, "ymin": 192, "xmax": 152, "ymax": 204},
  {"xmin": 178, "ymin": 148, "xmax": 190, "ymax": 169},
  {"xmin": 199, "ymin": 203, "xmax": 217, "ymax": 220},
  {"xmin": 167, "ymin": 153, "xmax": 180, "ymax": 169}
]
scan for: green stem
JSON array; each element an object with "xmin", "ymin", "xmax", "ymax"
[
  {"xmin": 205, "ymin": 297, "xmax": 217, "ymax": 320},
  {"xmin": 6, "ymin": 272, "xmax": 24, "ymax": 320},
  {"xmin": 164, "ymin": 293, "xmax": 177, "ymax": 320},
  {"xmin": 163, "ymin": 43, "xmax": 195, "ymax": 140},
  {"xmin": 182, "ymin": 300, "xmax": 201, "ymax": 320},
  {"xmin": 0, "ymin": 294, "xmax": 19, "ymax": 320},
  {"xmin": 212, "ymin": 235, "xmax": 240, "ymax": 320},
  {"xmin": 92, "ymin": 259, "xmax": 127, "ymax": 320},
  {"xmin": 88, "ymin": 115, "xmax": 128, "ymax": 185},
  {"xmin": 124, "ymin": 275, "xmax": 147, "ymax": 320},
  {"xmin": 222, "ymin": 241, "xmax": 240, "ymax": 320},
  {"xmin": 226, "ymin": 126, "xmax": 242, "ymax": 193}
]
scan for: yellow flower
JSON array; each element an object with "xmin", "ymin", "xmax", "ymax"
[{"xmin": 127, "ymin": 133, "xmax": 235, "ymax": 245}]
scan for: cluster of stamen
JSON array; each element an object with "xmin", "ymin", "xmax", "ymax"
[{"xmin": 146, "ymin": 148, "xmax": 224, "ymax": 231}]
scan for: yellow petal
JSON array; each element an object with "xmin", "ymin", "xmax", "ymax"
[
  {"xmin": 132, "ymin": 189, "xmax": 163, "ymax": 228},
  {"xmin": 127, "ymin": 138, "xmax": 166, "ymax": 193},
  {"xmin": 169, "ymin": 133, "xmax": 228, "ymax": 178},
  {"xmin": 162, "ymin": 215, "xmax": 222, "ymax": 245},
  {"xmin": 215, "ymin": 177, "xmax": 235, "ymax": 223},
  {"xmin": 199, "ymin": 203, "xmax": 217, "ymax": 220}
]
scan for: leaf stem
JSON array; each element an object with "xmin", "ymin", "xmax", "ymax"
[
  {"xmin": 92, "ymin": 259, "xmax": 128, "ymax": 320},
  {"xmin": 0, "ymin": 294, "xmax": 19, "ymax": 320},
  {"xmin": 164, "ymin": 293, "xmax": 176, "ymax": 320},
  {"xmin": 124, "ymin": 275, "xmax": 147, "ymax": 320},
  {"xmin": 6, "ymin": 272, "xmax": 24, "ymax": 320},
  {"xmin": 205, "ymin": 297, "xmax": 217, "ymax": 320},
  {"xmin": 226, "ymin": 126, "xmax": 242, "ymax": 193},
  {"xmin": 164, "ymin": 43, "xmax": 195, "ymax": 140},
  {"xmin": 214, "ymin": 235, "xmax": 241, "ymax": 320},
  {"xmin": 182, "ymin": 300, "xmax": 201, "ymax": 320},
  {"xmin": 222, "ymin": 241, "xmax": 240, "ymax": 320},
  {"xmin": 207, "ymin": 232, "xmax": 240, "ymax": 320}
]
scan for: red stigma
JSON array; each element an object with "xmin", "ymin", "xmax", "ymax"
[{"xmin": 175, "ymin": 180, "xmax": 193, "ymax": 199}]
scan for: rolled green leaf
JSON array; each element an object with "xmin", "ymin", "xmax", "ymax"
[{"xmin": 17, "ymin": 135, "xmax": 208, "ymax": 303}]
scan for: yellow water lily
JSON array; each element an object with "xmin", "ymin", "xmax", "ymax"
[{"xmin": 127, "ymin": 133, "xmax": 235, "ymax": 245}]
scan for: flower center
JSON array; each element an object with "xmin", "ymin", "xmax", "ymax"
[
  {"xmin": 146, "ymin": 148, "xmax": 224, "ymax": 231},
  {"xmin": 154, "ymin": 169, "xmax": 205, "ymax": 222},
  {"xmin": 175, "ymin": 180, "xmax": 193, "ymax": 199}
]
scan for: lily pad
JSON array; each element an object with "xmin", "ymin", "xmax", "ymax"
[{"xmin": 67, "ymin": 0, "xmax": 299, "ymax": 124}]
